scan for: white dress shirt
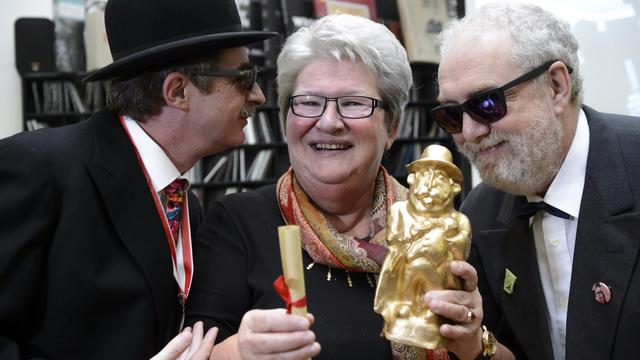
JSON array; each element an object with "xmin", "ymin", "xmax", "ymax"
[
  {"xmin": 527, "ymin": 109, "xmax": 589, "ymax": 360},
  {"xmin": 122, "ymin": 116, "xmax": 192, "ymax": 293}
]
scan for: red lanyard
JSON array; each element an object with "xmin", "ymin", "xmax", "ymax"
[{"xmin": 118, "ymin": 116, "xmax": 193, "ymax": 300}]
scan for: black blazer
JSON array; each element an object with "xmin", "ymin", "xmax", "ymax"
[
  {"xmin": 0, "ymin": 109, "xmax": 202, "ymax": 359},
  {"xmin": 462, "ymin": 106, "xmax": 640, "ymax": 359}
]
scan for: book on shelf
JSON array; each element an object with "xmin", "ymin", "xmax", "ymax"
[
  {"xmin": 31, "ymin": 82, "xmax": 42, "ymax": 114},
  {"xmin": 42, "ymin": 81, "xmax": 64, "ymax": 113},
  {"xmin": 239, "ymin": 148, "xmax": 246, "ymax": 181},
  {"xmin": 230, "ymin": 149, "xmax": 239, "ymax": 183},
  {"xmin": 247, "ymin": 149, "xmax": 275, "ymax": 181},
  {"xmin": 218, "ymin": 154, "xmax": 235, "ymax": 182},
  {"xmin": 84, "ymin": 81, "xmax": 107, "ymax": 112},
  {"xmin": 396, "ymin": 0, "xmax": 455, "ymax": 64},
  {"xmin": 184, "ymin": 161, "xmax": 203, "ymax": 185},
  {"xmin": 64, "ymin": 81, "xmax": 87, "ymax": 113},
  {"xmin": 313, "ymin": 0, "xmax": 377, "ymax": 19},
  {"xmin": 26, "ymin": 119, "xmax": 49, "ymax": 131},
  {"xmin": 278, "ymin": 113, "xmax": 287, "ymax": 142},
  {"xmin": 203, "ymin": 155, "xmax": 229, "ymax": 183},
  {"xmin": 244, "ymin": 116, "xmax": 258, "ymax": 144},
  {"xmin": 258, "ymin": 112, "xmax": 274, "ymax": 143}
]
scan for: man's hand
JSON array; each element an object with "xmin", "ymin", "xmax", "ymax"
[
  {"xmin": 424, "ymin": 261, "xmax": 483, "ymax": 360},
  {"xmin": 151, "ymin": 321, "xmax": 218, "ymax": 360}
]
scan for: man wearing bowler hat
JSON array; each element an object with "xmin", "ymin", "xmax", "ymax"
[{"xmin": 0, "ymin": 0, "xmax": 276, "ymax": 358}]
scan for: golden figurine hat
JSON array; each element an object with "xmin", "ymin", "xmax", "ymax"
[{"xmin": 407, "ymin": 144, "xmax": 463, "ymax": 183}]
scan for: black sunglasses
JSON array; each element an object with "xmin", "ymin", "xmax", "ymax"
[
  {"xmin": 431, "ymin": 60, "xmax": 573, "ymax": 134},
  {"xmin": 192, "ymin": 65, "xmax": 258, "ymax": 91}
]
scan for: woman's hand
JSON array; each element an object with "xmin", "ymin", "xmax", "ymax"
[
  {"xmin": 151, "ymin": 321, "xmax": 218, "ymax": 360},
  {"xmin": 238, "ymin": 309, "xmax": 321, "ymax": 360},
  {"xmin": 423, "ymin": 261, "xmax": 483, "ymax": 360}
]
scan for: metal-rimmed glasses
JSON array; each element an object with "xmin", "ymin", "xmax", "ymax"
[
  {"xmin": 431, "ymin": 60, "xmax": 573, "ymax": 134},
  {"xmin": 192, "ymin": 65, "xmax": 258, "ymax": 91},
  {"xmin": 289, "ymin": 95, "xmax": 387, "ymax": 119}
]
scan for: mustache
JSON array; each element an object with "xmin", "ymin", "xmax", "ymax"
[
  {"xmin": 240, "ymin": 107, "xmax": 256, "ymax": 119},
  {"xmin": 457, "ymin": 131, "xmax": 513, "ymax": 162}
]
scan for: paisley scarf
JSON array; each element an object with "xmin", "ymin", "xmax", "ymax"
[{"xmin": 276, "ymin": 167, "xmax": 450, "ymax": 360}]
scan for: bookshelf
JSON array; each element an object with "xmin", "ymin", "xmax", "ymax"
[
  {"xmin": 20, "ymin": 71, "xmax": 105, "ymax": 131},
  {"xmin": 190, "ymin": 0, "xmax": 471, "ymax": 209},
  {"xmin": 15, "ymin": 0, "xmax": 470, "ymax": 210}
]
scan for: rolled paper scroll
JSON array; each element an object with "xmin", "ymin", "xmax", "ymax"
[{"xmin": 276, "ymin": 225, "xmax": 308, "ymax": 316}]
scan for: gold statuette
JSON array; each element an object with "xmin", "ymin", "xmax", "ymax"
[{"xmin": 374, "ymin": 145, "xmax": 471, "ymax": 349}]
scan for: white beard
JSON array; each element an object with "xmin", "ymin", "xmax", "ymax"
[{"xmin": 457, "ymin": 101, "xmax": 564, "ymax": 196}]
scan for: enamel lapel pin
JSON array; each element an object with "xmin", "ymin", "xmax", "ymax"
[{"xmin": 503, "ymin": 268, "xmax": 517, "ymax": 295}]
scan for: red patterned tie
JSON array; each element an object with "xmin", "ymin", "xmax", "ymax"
[{"xmin": 163, "ymin": 179, "xmax": 187, "ymax": 245}]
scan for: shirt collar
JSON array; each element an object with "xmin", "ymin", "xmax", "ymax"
[
  {"xmin": 123, "ymin": 116, "xmax": 182, "ymax": 193},
  {"xmin": 527, "ymin": 109, "xmax": 589, "ymax": 218}
]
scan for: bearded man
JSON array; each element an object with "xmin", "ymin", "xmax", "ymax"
[{"xmin": 420, "ymin": 2, "xmax": 640, "ymax": 360}]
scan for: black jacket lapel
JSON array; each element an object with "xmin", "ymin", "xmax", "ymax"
[
  {"xmin": 84, "ymin": 110, "xmax": 179, "ymax": 347},
  {"xmin": 565, "ymin": 106, "xmax": 640, "ymax": 360},
  {"xmin": 475, "ymin": 195, "xmax": 554, "ymax": 360}
]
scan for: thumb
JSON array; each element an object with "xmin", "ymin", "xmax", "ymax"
[{"xmin": 151, "ymin": 328, "xmax": 193, "ymax": 360}]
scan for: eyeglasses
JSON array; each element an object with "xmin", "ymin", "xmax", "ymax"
[
  {"xmin": 289, "ymin": 95, "xmax": 387, "ymax": 119},
  {"xmin": 431, "ymin": 60, "xmax": 573, "ymax": 134},
  {"xmin": 192, "ymin": 65, "xmax": 258, "ymax": 91}
]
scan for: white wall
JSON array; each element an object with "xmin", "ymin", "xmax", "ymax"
[
  {"xmin": 0, "ymin": 1, "xmax": 53, "ymax": 139},
  {"xmin": 465, "ymin": 0, "xmax": 640, "ymax": 187}
]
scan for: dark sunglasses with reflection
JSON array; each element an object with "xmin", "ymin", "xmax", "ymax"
[
  {"xmin": 192, "ymin": 65, "xmax": 258, "ymax": 91},
  {"xmin": 431, "ymin": 60, "xmax": 573, "ymax": 134}
]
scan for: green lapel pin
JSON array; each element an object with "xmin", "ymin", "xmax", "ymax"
[{"xmin": 503, "ymin": 268, "xmax": 517, "ymax": 295}]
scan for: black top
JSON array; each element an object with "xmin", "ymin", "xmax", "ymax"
[{"xmin": 186, "ymin": 184, "xmax": 392, "ymax": 359}]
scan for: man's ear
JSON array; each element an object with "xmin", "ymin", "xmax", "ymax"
[
  {"xmin": 162, "ymin": 72, "xmax": 190, "ymax": 111},
  {"xmin": 548, "ymin": 61, "xmax": 572, "ymax": 115}
]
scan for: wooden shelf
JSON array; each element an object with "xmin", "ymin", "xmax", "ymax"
[
  {"xmin": 24, "ymin": 112, "xmax": 92, "ymax": 118},
  {"xmin": 22, "ymin": 71, "xmax": 87, "ymax": 81},
  {"xmin": 191, "ymin": 179, "xmax": 277, "ymax": 188}
]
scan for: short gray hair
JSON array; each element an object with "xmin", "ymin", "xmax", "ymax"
[
  {"xmin": 438, "ymin": 2, "xmax": 583, "ymax": 106},
  {"xmin": 277, "ymin": 14, "xmax": 413, "ymax": 132},
  {"xmin": 107, "ymin": 55, "xmax": 222, "ymax": 121}
]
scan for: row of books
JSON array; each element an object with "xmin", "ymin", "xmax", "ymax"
[
  {"xmin": 244, "ymin": 111, "xmax": 286, "ymax": 144},
  {"xmin": 27, "ymin": 79, "xmax": 107, "ymax": 116},
  {"xmin": 29, "ymin": 80, "xmax": 86, "ymax": 114},
  {"xmin": 190, "ymin": 106, "xmax": 446, "ymax": 186},
  {"xmin": 25, "ymin": 119, "xmax": 50, "ymax": 131},
  {"xmin": 187, "ymin": 148, "xmax": 277, "ymax": 185},
  {"xmin": 243, "ymin": 105, "xmax": 444, "ymax": 147},
  {"xmin": 397, "ymin": 107, "xmax": 448, "ymax": 140}
]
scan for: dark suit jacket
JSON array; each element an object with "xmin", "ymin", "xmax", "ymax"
[
  {"xmin": 0, "ymin": 109, "xmax": 202, "ymax": 359},
  {"xmin": 461, "ymin": 106, "xmax": 640, "ymax": 359}
]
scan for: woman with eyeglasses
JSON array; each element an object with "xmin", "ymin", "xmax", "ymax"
[{"xmin": 184, "ymin": 13, "xmax": 476, "ymax": 359}]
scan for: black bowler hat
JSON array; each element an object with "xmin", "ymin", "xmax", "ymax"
[{"xmin": 84, "ymin": 0, "xmax": 277, "ymax": 82}]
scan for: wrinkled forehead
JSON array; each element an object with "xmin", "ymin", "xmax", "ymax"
[{"xmin": 437, "ymin": 31, "xmax": 518, "ymax": 103}]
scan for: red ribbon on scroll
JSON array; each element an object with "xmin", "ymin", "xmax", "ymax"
[{"xmin": 273, "ymin": 275, "xmax": 307, "ymax": 314}]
